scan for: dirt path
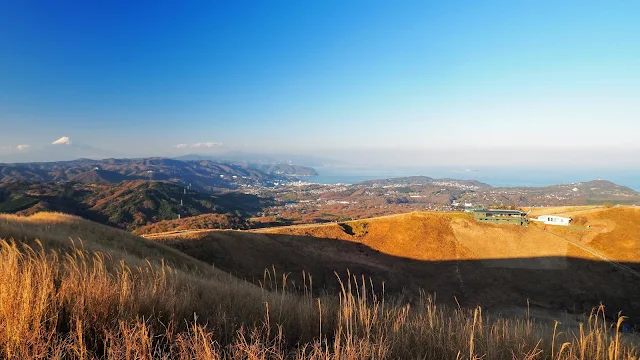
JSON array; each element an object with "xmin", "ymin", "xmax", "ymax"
[
  {"xmin": 142, "ymin": 229, "xmax": 217, "ymax": 238},
  {"xmin": 143, "ymin": 211, "xmax": 465, "ymax": 238},
  {"xmin": 252, "ymin": 211, "xmax": 448, "ymax": 233},
  {"xmin": 536, "ymin": 227, "xmax": 640, "ymax": 279},
  {"xmin": 527, "ymin": 206, "xmax": 604, "ymax": 217}
]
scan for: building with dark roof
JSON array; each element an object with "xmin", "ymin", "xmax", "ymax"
[{"xmin": 472, "ymin": 209, "xmax": 529, "ymax": 226}]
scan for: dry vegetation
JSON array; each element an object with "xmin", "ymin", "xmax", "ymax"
[
  {"xmin": 133, "ymin": 213, "xmax": 249, "ymax": 235},
  {"xmin": 154, "ymin": 209, "xmax": 640, "ymax": 329},
  {"xmin": 0, "ymin": 212, "xmax": 638, "ymax": 359}
]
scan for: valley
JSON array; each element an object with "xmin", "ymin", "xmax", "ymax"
[
  {"xmin": 253, "ymin": 176, "xmax": 640, "ymax": 225},
  {"xmin": 1, "ymin": 164, "xmax": 638, "ymax": 358},
  {"xmin": 2, "ymin": 158, "xmax": 640, "ymax": 235},
  {"xmin": 0, "ymin": 180, "xmax": 270, "ymax": 230}
]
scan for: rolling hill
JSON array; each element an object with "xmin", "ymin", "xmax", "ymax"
[
  {"xmin": 133, "ymin": 213, "xmax": 250, "ymax": 235},
  {"xmin": 0, "ymin": 212, "xmax": 322, "ymax": 358},
  {"xmin": 0, "ymin": 212, "xmax": 216, "ymax": 274},
  {"xmin": 0, "ymin": 180, "xmax": 272, "ymax": 230},
  {"xmin": 152, "ymin": 206, "xmax": 640, "ymax": 324},
  {"xmin": 0, "ymin": 157, "xmax": 316, "ymax": 192},
  {"xmin": 357, "ymin": 175, "xmax": 491, "ymax": 188},
  {"xmin": 0, "ymin": 210, "xmax": 637, "ymax": 358}
]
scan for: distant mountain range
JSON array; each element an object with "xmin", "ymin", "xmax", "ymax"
[
  {"xmin": 0, "ymin": 157, "xmax": 317, "ymax": 192},
  {"xmin": 174, "ymin": 151, "xmax": 338, "ymax": 167},
  {"xmin": 354, "ymin": 176, "xmax": 638, "ymax": 197},
  {"xmin": 1, "ymin": 155, "xmax": 638, "ymax": 232},
  {"xmin": 356, "ymin": 176, "xmax": 492, "ymax": 188},
  {"xmin": 349, "ymin": 177, "xmax": 640, "ymax": 208},
  {"xmin": 505, "ymin": 180, "xmax": 640, "ymax": 199},
  {"xmin": 0, "ymin": 156, "xmax": 318, "ymax": 231}
]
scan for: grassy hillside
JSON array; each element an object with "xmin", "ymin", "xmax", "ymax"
[
  {"xmin": 155, "ymin": 208, "xmax": 640, "ymax": 324},
  {"xmin": 0, "ymin": 212, "xmax": 638, "ymax": 358},
  {"xmin": 0, "ymin": 212, "xmax": 215, "ymax": 273},
  {"xmin": 532, "ymin": 206, "xmax": 640, "ymax": 268},
  {"xmin": 85, "ymin": 180, "xmax": 268, "ymax": 229},
  {"xmin": 134, "ymin": 213, "xmax": 249, "ymax": 235}
]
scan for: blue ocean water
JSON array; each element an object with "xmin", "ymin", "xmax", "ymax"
[{"xmin": 303, "ymin": 166, "xmax": 640, "ymax": 191}]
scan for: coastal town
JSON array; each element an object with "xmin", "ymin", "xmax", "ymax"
[{"xmin": 240, "ymin": 176, "xmax": 640, "ymax": 225}]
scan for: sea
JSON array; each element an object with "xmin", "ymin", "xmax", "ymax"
[{"xmin": 302, "ymin": 166, "xmax": 640, "ymax": 191}]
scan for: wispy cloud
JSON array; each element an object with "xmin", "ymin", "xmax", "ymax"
[
  {"xmin": 0, "ymin": 145, "xmax": 12, "ymax": 150},
  {"xmin": 192, "ymin": 142, "xmax": 222, "ymax": 148},
  {"xmin": 173, "ymin": 142, "xmax": 222, "ymax": 149},
  {"xmin": 17, "ymin": 144, "xmax": 30, "ymax": 150}
]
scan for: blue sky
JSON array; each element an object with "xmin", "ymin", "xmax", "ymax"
[{"xmin": 0, "ymin": 1, "xmax": 639, "ymax": 166}]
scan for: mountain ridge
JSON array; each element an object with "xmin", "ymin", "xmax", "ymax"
[
  {"xmin": 0, "ymin": 157, "xmax": 316, "ymax": 192},
  {"xmin": 0, "ymin": 180, "xmax": 271, "ymax": 230}
]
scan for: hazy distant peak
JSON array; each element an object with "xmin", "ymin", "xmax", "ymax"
[{"xmin": 52, "ymin": 136, "xmax": 72, "ymax": 145}]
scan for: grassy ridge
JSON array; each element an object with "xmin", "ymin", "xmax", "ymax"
[
  {"xmin": 155, "ymin": 209, "xmax": 640, "ymax": 323},
  {"xmin": 133, "ymin": 213, "xmax": 250, "ymax": 235},
  {"xmin": 0, "ymin": 212, "xmax": 638, "ymax": 358},
  {"xmin": 0, "ymin": 180, "xmax": 270, "ymax": 231}
]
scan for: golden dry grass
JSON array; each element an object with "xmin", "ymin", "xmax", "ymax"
[
  {"xmin": 1, "ymin": 212, "xmax": 639, "ymax": 359},
  {"xmin": 257, "ymin": 208, "xmax": 640, "ymax": 265},
  {"xmin": 526, "ymin": 206, "xmax": 640, "ymax": 264},
  {"xmin": 0, "ymin": 212, "xmax": 214, "ymax": 272},
  {"xmin": 154, "ymin": 207, "xmax": 640, "ymax": 329},
  {"xmin": 257, "ymin": 212, "xmax": 475, "ymax": 261},
  {"xmin": 578, "ymin": 207, "xmax": 640, "ymax": 262},
  {"xmin": 528, "ymin": 206, "xmax": 605, "ymax": 217}
]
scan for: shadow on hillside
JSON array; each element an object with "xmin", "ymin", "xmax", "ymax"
[
  {"xmin": 34, "ymin": 194, "xmax": 113, "ymax": 225},
  {"xmin": 161, "ymin": 231, "xmax": 640, "ymax": 325}
]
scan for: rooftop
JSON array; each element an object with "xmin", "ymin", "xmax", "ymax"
[{"xmin": 476, "ymin": 209, "xmax": 526, "ymax": 215}]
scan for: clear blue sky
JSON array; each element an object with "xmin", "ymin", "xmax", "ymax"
[{"xmin": 0, "ymin": 1, "xmax": 639, "ymax": 166}]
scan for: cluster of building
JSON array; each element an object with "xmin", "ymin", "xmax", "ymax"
[{"xmin": 471, "ymin": 209, "xmax": 572, "ymax": 227}]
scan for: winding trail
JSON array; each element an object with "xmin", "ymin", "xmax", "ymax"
[{"xmin": 537, "ymin": 227, "xmax": 640, "ymax": 279}]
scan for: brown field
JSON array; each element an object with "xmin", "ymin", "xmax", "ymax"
[
  {"xmin": 1, "ymin": 211, "xmax": 639, "ymax": 358},
  {"xmin": 155, "ymin": 207, "xmax": 640, "ymax": 322}
]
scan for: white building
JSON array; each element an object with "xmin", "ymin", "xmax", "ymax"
[{"xmin": 534, "ymin": 215, "xmax": 571, "ymax": 226}]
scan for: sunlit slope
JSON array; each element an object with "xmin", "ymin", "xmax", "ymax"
[
  {"xmin": 0, "ymin": 212, "xmax": 225, "ymax": 276},
  {"xmin": 588, "ymin": 208, "xmax": 640, "ymax": 263},
  {"xmin": 259, "ymin": 209, "xmax": 640, "ymax": 266},
  {"xmin": 1, "ymin": 214, "xmax": 636, "ymax": 359},
  {"xmin": 154, "ymin": 207, "xmax": 640, "ymax": 320},
  {"xmin": 261, "ymin": 208, "xmax": 640, "ymax": 268},
  {"xmin": 260, "ymin": 212, "xmax": 475, "ymax": 261},
  {"xmin": 544, "ymin": 207, "xmax": 640, "ymax": 266},
  {"xmin": 450, "ymin": 218, "xmax": 572, "ymax": 269}
]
